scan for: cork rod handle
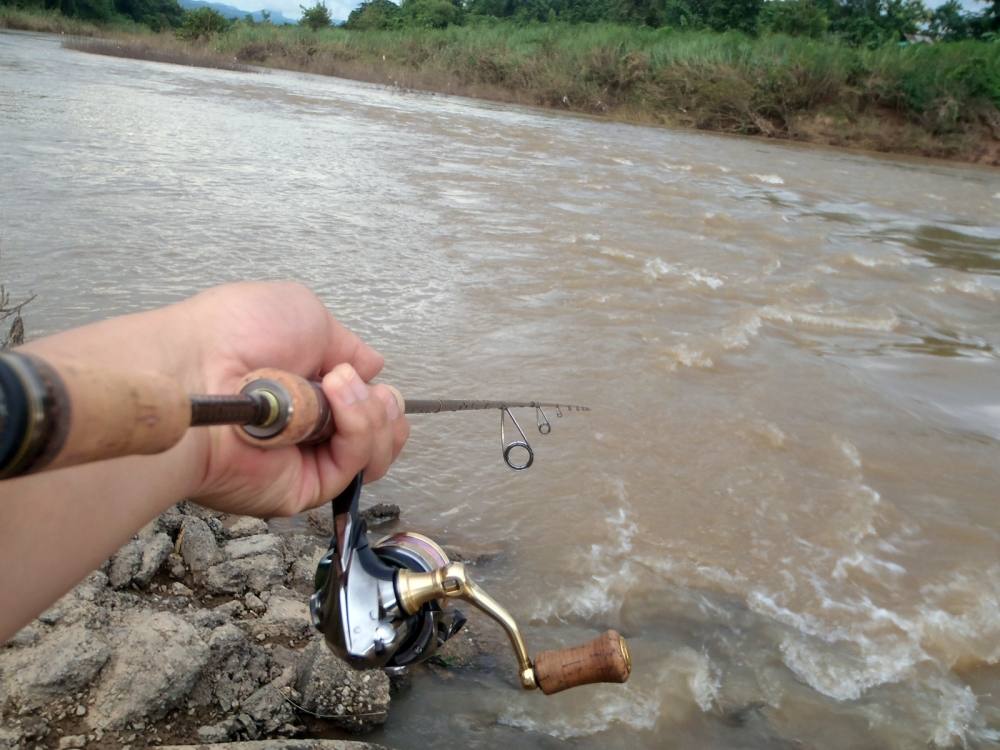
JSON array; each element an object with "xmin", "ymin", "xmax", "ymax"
[{"xmin": 533, "ymin": 630, "xmax": 631, "ymax": 695}]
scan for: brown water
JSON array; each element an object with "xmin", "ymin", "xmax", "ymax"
[{"xmin": 3, "ymin": 29, "xmax": 1000, "ymax": 750}]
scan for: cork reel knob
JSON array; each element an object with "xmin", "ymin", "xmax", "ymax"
[{"xmin": 533, "ymin": 629, "xmax": 631, "ymax": 695}]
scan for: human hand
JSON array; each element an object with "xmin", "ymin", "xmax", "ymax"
[
  {"xmin": 180, "ymin": 282, "xmax": 410, "ymax": 517},
  {"xmin": 24, "ymin": 281, "xmax": 409, "ymax": 517}
]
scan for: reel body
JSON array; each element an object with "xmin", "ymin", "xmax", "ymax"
[{"xmin": 309, "ymin": 473, "xmax": 632, "ymax": 694}]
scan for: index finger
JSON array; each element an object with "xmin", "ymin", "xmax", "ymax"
[{"xmin": 321, "ymin": 312, "xmax": 384, "ymax": 382}]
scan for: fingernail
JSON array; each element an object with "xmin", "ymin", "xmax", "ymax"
[
  {"xmin": 332, "ymin": 370, "xmax": 356, "ymax": 406},
  {"xmin": 350, "ymin": 375, "xmax": 369, "ymax": 403},
  {"xmin": 379, "ymin": 389, "xmax": 400, "ymax": 420}
]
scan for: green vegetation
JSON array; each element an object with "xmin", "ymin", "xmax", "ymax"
[{"xmin": 2, "ymin": 0, "xmax": 998, "ymax": 164}]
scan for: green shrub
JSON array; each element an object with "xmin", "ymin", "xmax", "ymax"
[{"xmin": 177, "ymin": 7, "xmax": 230, "ymax": 39}]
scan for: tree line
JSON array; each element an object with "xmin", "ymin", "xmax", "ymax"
[
  {"xmin": 3, "ymin": 0, "xmax": 998, "ymax": 44},
  {"xmin": 341, "ymin": 0, "xmax": 1000, "ymax": 43}
]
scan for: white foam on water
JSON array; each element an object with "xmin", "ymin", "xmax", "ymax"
[
  {"xmin": 498, "ymin": 686, "xmax": 660, "ymax": 739},
  {"xmin": 643, "ymin": 257, "xmax": 725, "ymax": 289},
  {"xmin": 832, "ymin": 551, "xmax": 905, "ymax": 581},
  {"xmin": 760, "ymin": 305, "xmax": 900, "ymax": 333},
  {"xmin": 752, "ymin": 174, "xmax": 785, "ymax": 185},
  {"xmin": 612, "ymin": 157, "xmax": 635, "ymax": 166},
  {"xmin": 835, "ymin": 437, "xmax": 863, "ymax": 469},
  {"xmin": 530, "ymin": 482, "xmax": 638, "ymax": 621},
  {"xmin": 927, "ymin": 677, "xmax": 978, "ymax": 748},
  {"xmin": 664, "ymin": 343, "xmax": 714, "ymax": 370},
  {"xmin": 779, "ymin": 635, "xmax": 916, "ymax": 701},
  {"xmin": 930, "ymin": 277, "xmax": 998, "ymax": 302},
  {"xmin": 497, "ymin": 647, "xmax": 719, "ymax": 739}
]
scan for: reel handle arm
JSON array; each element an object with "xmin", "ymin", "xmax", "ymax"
[{"xmin": 395, "ymin": 562, "xmax": 632, "ymax": 693}]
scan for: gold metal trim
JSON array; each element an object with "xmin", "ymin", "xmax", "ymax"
[{"xmin": 396, "ymin": 562, "xmax": 538, "ymax": 690}]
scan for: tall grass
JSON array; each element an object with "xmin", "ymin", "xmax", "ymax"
[{"xmin": 23, "ymin": 8, "xmax": 998, "ymax": 162}]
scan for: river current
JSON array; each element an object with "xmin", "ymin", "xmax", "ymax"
[{"xmin": 2, "ymin": 30, "xmax": 1000, "ymax": 749}]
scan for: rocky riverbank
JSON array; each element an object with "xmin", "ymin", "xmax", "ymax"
[{"xmin": 0, "ymin": 499, "xmax": 494, "ymax": 749}]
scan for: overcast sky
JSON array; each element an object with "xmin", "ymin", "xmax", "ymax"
[{"xmin": 256, "ymin": 0, "xmax": 990, "ymax": 25}]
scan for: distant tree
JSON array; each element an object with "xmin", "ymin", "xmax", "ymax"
[
  {"xmin": 177, "ymin": 6, "xmax": 230, "ymax": 38},
  {"xmin": 826, "ymin": 0, "xmax": 929, "ymax": 45},
  {"xmin": 260, "ymin": 8, "xmax": 271, "ymax": 21},
  {"xmin": 345, "ymin": 0, "xmax": 401, "ymax": 28},
  {"xmin": 928, "ymin": 0, "xmax": 969, "ymax": 38},
  {"xmin": 760, "ymin": 0, "xmax": 830, "ymax": 36},
  {"xmin": 400, "ymin": 0, "xmax": 462, "ymax": 26},
  {"xmin": 299, "ymin": 0, "xmax": 332, "ymax": 28}
]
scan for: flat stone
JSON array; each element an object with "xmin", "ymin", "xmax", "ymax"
[
  {"xmin": 57, "ymin": 735, "xmax": 87, "ymax": 749},
  {"xmin": 134, "ymin": 533, "xmax": 174, "ymax": 587},
  {"xmin": 179, "ymin": 517, "xmax": 221, "ymax": 573},
  {"xmin": 224, "ymin": 516, "xmax": 270, "ymax": 539},
  {"xmin": 0, "ymin": 622, "xmax": 110, "ymax": 709},
  {"xmin": 88, "ymin": 611, "xmax": 209, "ymax": 730},
  {"xmin": 224, "ymin": 534, "xmax": 283, "ymax": 561},
  {"xmin": 249, "ymin": 596, "xmax": 310, "ymax": 639},
  {"xmin": 203, "ymin": 554, "xmax": 285, "ymax": 595}
]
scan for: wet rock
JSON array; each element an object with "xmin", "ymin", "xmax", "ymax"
[
  {"xmin": 180, "ymin": 517, "xmax": 221, "ymax": 573},
  {"xmin": 89, "ymin": 611, "xmax": 209, "ymax": 729},
  {"xmin": 359, "ymin": 503, "xmax": 400, "ymax": 526},
  {"xmin": 225, "ymin": 516, "xmax": 270, "ymax": 539},
  {"xmin": 441, "ymin": 541, "xmax": 505, "ymax": 565},
  {"xmin": 109, "ymin": 539, "xmax": 144, "ymax": 589},
  {"xmin": 204, "ymin": 554, "xmax": 285, "ymax": 595},
  {"xmin": 295, "ymin": 641, "xmax": 390, "ymax": 732},
  {"xmin": 134, "ymin": 532, "xmax": 174, "ymax": 587},
  {"xmin": 0, "ymin": 623, "xmax": 110, "ymax": 708}
]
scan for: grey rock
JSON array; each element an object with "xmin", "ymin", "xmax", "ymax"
[
  {"xmin": 224, "ymin": 516, "xmax": 269, "ymax": 539},
  {"xmin": 169, "ymin": 582, "xmax": 194, "ymax": 597},
  {"xmin": 178, "ymin": 500, "xmax": 224, "ymax": 521},
  {"xmin": 203, "ymin": 554, "xmax": 285, "ymax": 595},
  {"xmin": 167, "ymin": 553, "xmax": 187, "ymax": 580},
  {"xmin": 134, "ymin": 533, "xmax": 174, "ymax": 587},
  {"xmin": 109, "ymin": 539, "xmax": 144, "ymax": 589},
  {"xmin": 179, "ymin": 517, "xmax": 221, "ymax": 573},
  {"xmin": 196, "ymin": 721, "xmax": 235, "ymax": 743},
  {"xmin": 249, "ymin": 596, "xmax": 310, "ymax": 640},
  {"xmin": 0, "ymin": 622, "xmax": 110, "ymax": 708},
  {"xmin": 57, "ymin": 735, "xmax": 87, "ymax": 749},
  {"xmin": 89, "ymin": 611, "xmax": 209, "ymax": 729},
  {"xmin": 359, "ymin": 503, "xmax": 400, "ymax": 526},
  {"xmin": 244, "ymin": 593, "xmax": 266, "ymax": 613},
  {"xmin": 38, "ymin": 571, "xmax": 109, "ymax": 627},
  {"xmin": 159, "ymin": 743, "xmax": 390, "ymax": 750},
  {"xmin": 289, "ymin": 544, "xmax": 326, "ymax": 589},
  {"xmin": 295, "ymin": 641, "xmax": 390, "ymax": 732},
  {"xmin": 189, "ymin": 623, "xmax": 270, "ymax": 712},
  {"xmin": 5, "ymin": 622, "xmax": 42, "ymax": 648},
  {"xmin": 225, "ymin": 534, "xmax": 283, "ymax": 561},
  {"xmin": 152, "ymin": 504, "xmax": 186, "ymax": 536},
  {"xmin": 242, "ymin": 677, "xmax": 296, "ymax": 735}
]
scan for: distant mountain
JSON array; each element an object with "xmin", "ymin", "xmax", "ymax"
[{"xmin": 177, "ymin": 0, "xmax": 296, "ymax": 24}]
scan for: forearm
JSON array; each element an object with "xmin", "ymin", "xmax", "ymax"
[
  {"xmin": 0, "ymin": 433, "xmax": 202, "ymax": 641},
  {"xmin": 0, "ymin": 303, "xmax": 206, "ymax": 641}
]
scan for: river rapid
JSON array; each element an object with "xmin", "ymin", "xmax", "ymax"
[{"xmin": 3, "ymin": 29, "xmax": 1000, "ymax": 749}]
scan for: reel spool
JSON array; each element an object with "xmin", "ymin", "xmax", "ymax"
[{"xmin": 370, "ymin": 532, "xmax": 466, "ymax": 670}]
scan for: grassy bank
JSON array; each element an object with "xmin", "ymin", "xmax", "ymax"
[
  {"xmin": 0, "ymin": 5, "xmax": 104, "ymax": 34},
  {"xmin": 29, "ymin": 11, "xmax": 1000, "ymax": 164}
]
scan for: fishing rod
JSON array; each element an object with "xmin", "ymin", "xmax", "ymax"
[{"xmin": 0, "ymin": 352, "xmax": 630, "ymax": 695}]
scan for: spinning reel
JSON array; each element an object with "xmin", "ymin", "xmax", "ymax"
[{"xmin": 309, "ymin": 473, "xmax": 631, "ymax": 694}]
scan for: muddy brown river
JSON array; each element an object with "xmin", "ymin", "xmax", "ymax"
[{"xmin": 3, "ymin": 29, "xmax": 1000, "ymax": 750}]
